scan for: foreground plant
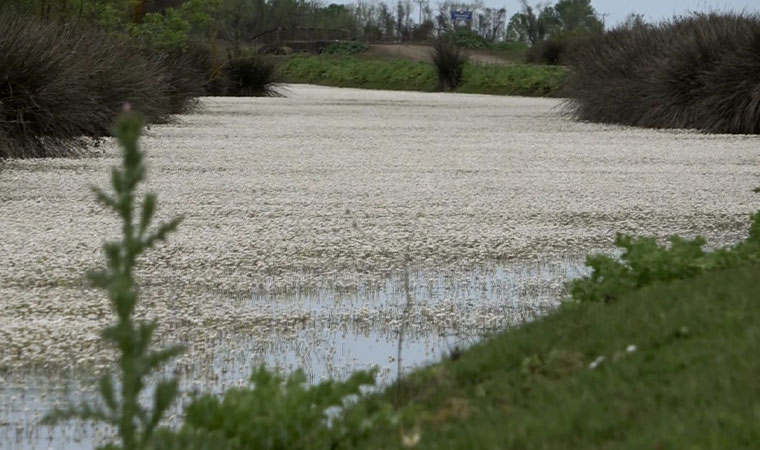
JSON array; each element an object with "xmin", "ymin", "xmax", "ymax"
[
  {"xmin": 45, "ymin": 111, "xmax": 184, "ymax": 450},
  {"xmin": 571, "ymin": 211, "xmax": 760, "ymax": 302}
]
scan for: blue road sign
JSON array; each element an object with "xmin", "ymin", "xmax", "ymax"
[{"xmin": 450, "ymin": 10, "xmax": 473, "ymax": 21}]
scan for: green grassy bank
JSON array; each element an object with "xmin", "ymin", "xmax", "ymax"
[
  {"xmin": 358, "ymin": 264, "xmax": 760, "ymax": 449},
  {"xmin": 278, "ymin": 56, "xmax": 569, "ymax": 97}
]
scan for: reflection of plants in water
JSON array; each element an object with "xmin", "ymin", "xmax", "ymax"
[
  {"xmin": 347, "ymin": 208, "xmax": 417, "ymax": 406},
  {"xmin": 45, "ymin": 111, "xmax": 184, "ymax": 450}
]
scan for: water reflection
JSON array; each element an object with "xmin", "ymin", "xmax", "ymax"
[{"xmin": 0, "ymin": 257, "xmax": 588, "ymax": 449}]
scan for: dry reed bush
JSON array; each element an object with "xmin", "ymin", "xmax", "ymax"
[
  {"xmin": 565, "ymin": 13, "xmax": 760, "ymax": 134},
  {"xmin": 222, "ymin": 56, "xmax": 282, "ymax": 97},
  {"xmin": 0, "ymin": 10, "xmax": 198, "ymax": 158},
  {"xmin": 431, "ymin": 38, "xmax": 468, "ymax": 92}
]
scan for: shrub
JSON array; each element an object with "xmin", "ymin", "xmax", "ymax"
[
  {"xmin": 151, "ymin": 367, "xmax": 390, "ymax": 450},
  {"xmin": 525, "ymin": 30, "xmax": 599, "ymax": 66},
  {"xmin": 565, "ymin": 12, "xmax": 760, "ymax": 134},
  {"xmin": 431, "ymin": 38, "xmax": 467, "ymax": 92},
  {"xmin": 525, "ymin": 38, "xmax": 566, "ymax": 65},
  {"xmin": 0, "ymin": 11, "xmax": 198, "ymax": 158},
  {"xmin": 571, "ymin": 211, "xmax": 760, "ymax": 303},
  {"xmin": 147, "ymin": 50, "xmax": 205, "ymax": 113},
  {"xmin": 223, "ymin": 56, "xmax": 281, "ymax": 97}
]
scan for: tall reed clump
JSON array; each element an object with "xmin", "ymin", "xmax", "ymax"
[
  {"xmin": 431, "ymin": 38, "xmax": 468, "ymax": 92},
  {"xmin": 44, "ymin": 111, "xmax": 184, "ymax": 450},
  {"xmin": 0, "ymin": 10, "xmax": 200, "ymax": 159},
  {"xmin": 222, "ymin": 56, "xmax": 281, "ymax": 97},
  {"xmin": 565, "ymin": 12, "xmax": 760, "ymax": 134}
]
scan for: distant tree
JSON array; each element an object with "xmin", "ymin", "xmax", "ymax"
[
  {"xmin": 552, "ymin": 0, "xmax": 603, "ymax": 32},
  {"xmin": 507, "ymin": 0, "xmax": 602, "ymax": 43},
  {"xmin": 622, "ymin": 12, "xmax": 649, "ymax": 29},
  {"xmin": 506, "ymin": 1, "xmax": 546, "ymax": 44}
]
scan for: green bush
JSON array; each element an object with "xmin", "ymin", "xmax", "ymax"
[
  {"xmin": 565, "ymin": 12, "xmax": 760, "ymax": 134},
  {"xmin": 148, "ymin": 367, "xmax": 393, "ymax": 450},
  {"xmin": 571, "ymin": 211, "xmax": 760, "ymax": 303},
  {"xmin": 431, "ymin": 38, "xmax": 467, "ymax": 92}
]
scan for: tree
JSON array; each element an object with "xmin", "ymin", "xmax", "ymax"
[
  {"xmin": 506, "ymin": 0, "xmax": 602, "ymax": 43},
  {"xmin": 553, "ymin": 0, "xmax": 603, "ymax": 33},
  {"xmin": 506, "ymin": 1, "xmax": 546, "ymax": 44}
]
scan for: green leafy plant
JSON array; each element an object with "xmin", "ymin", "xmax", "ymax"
[
  {"xmin": 571, "ymin": 211, "xmax": 760, "ymax": 302},
  {"xmin": 44, "ymin": 111, "xmax": 184, "ymax": 450},
  {"xmin": 152, "ymin": 367, "xmax": 389, "ymax": 450}
]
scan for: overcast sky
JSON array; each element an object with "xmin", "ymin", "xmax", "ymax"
[
  {"xmin": 534, "ymin": 0, "xmax": 760, "ymax": 27},
  {"xmin": 345, "ymin": 0, "xmax": 760, "ymax": 27}
]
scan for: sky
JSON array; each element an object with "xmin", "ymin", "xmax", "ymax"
[
  {"xmin": 536, "ymin": 0, "xmax": 760, "ymax": 27},
  {"xmin": 344, "ymin": 0, "xmax": 760, "ymax": 28}
]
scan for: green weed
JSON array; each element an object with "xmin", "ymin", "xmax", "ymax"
[
  {"xmin": 44, "ymin": 112, "xmax": 184, "ymax": 450},
  {"xmin": 571, "ymin": 211, "xmax": 760, "ymax": 302}
]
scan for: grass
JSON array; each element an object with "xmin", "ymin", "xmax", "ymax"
[
  {"xmin": 278, "ymin": 55, "xmax": 568, "ymax": 97},
  {"xmin": 352, "ymin": 264, "xmax": 760, "ymax": 448},
  {"xmin": 458, "ymin": 63, "xmax": 569, "ymax": 97}
]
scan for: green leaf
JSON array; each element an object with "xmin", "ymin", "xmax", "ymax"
[
  {"xmin": 140, "ymin": 193, "xmax": 157, "ymax": 236},
  {"xmin": 146, "ymin": 379, "xmax": 180, "ymax": 436},
  {"xmin": 111, "ymin": 168, "xmax": 124, "ymax": 194},
  {"xmin": 92, "ymin": 186, "xmax": 118, "ymax": 210},
  {"xmin": 99, "ymin": 375, "xmax": 118, "ymax": 413},
  {"xmin": 141, "ymin": 216, "xmax": 184, "ymax": 251}
]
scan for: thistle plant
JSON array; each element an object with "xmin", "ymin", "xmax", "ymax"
[{"xmin": 45, "ymin": 111, "xmax": 184, "ymax": 450}]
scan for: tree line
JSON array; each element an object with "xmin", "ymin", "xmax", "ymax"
[{"xmin": 3, "ymin": 0, "xmax": 603, "ymax": 51}]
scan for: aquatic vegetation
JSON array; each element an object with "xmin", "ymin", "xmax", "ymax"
[{"xmin": 0, "ymin": 86, "xmax": 757, "ymax": 447}]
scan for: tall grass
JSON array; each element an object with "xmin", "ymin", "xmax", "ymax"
[{"xmin": 565, "ymin": 13, "xmax": 760, "ymax": 134}]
